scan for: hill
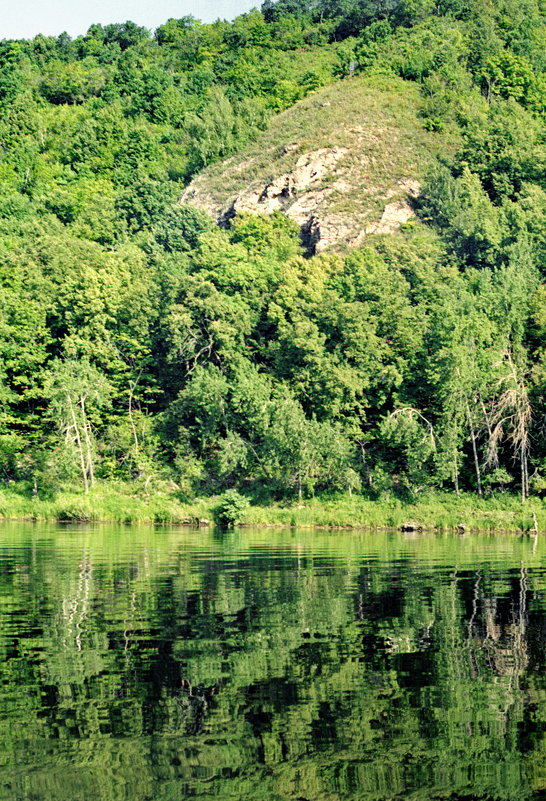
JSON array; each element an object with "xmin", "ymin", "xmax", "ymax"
[
  {"xmin": 181, "ymin": 74, "xmax": 451, "ymax": 252},
  {"xmin": 2, "ymin": 0, "xmax": 546, "ymax": 508}
]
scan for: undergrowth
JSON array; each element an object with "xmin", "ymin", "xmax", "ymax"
[{"xmin": 0, "ymin": 483, "xmax": 544, "ymax": 533}]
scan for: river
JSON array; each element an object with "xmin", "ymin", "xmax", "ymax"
[{"xmin": 0, "ymin": 523, "xmax": 545, "ymax": 800}]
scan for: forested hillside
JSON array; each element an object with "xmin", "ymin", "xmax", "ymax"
[{"xmin": 2, "ymin": 0, "xmax": 546, "ymax": 511}]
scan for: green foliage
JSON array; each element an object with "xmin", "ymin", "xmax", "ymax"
[
  {"xmin": 1, "ymin": 0, "xmax": 546, "ymax": 508},
  {"xmin": 454, "ymin": 100, "xmax": 546, "ymax": 203},
  {"xmin": 214, "ymin": 488, "xmax": 250, "ymax": 527},
  {"xmin": 40, "ymin": 59, "xmax": 109, "ymax": 104}
]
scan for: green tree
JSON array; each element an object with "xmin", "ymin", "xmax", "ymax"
[{"xmin": 44, "ymin": 359, "xmax": 111, "ymax": 492}]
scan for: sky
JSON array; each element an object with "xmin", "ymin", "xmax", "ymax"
[{"xmin": 1, "ymin": 0, "xmax": 259, "ymax": 40}]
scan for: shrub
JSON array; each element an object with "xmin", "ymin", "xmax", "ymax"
[
  {"xmin": 213, "ymin": 490, "xmax": 250, "ymax": 528},
  {"xmin": 55, "ymin": 503, "xmax": 96, "ymax": 522}
]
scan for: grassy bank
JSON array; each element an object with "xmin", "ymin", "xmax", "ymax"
[
  {"xmin": 240, "ymin": 493, "xmax": 546, "ymax": 533},
  {"xmin": 0, "ymin": 483, "xmax": 545, "ymax": 533},
  {"xmin": 0, "ymin": 483, "xmax": 215, "ymax": 525}
]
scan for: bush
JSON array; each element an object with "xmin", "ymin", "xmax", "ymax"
[{"xmin": 213, "ymin": 489, "xmax": 250, "ymax": 528}]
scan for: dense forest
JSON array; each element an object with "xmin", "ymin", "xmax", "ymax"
[{"xmin": 3, "ymin": 0, "xmax": 546, "ymax": 509}]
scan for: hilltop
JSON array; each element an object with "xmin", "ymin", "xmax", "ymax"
[{"xmin": 181, "ymin": 75, "xmax": 451, "ymax": 252}]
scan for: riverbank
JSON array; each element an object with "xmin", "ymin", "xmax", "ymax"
[
  {"xmin": 0, "ymin": 483, "xmax": 545, "ymax": 533},
  {"xmin": 0, "ymin": 484, "xmax": 212, "ymax": 525}
]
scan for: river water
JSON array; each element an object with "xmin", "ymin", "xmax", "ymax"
[{"xmin": 0, "ymin": 523, "xmax": 545, "ymax": 800}]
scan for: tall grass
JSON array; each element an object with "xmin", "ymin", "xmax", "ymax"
[
  {"xmin": 0, "ymin": 484, "xmax": 543, "ymax": 533},
  {"xmin": 0, "ymin": 483, "xmax": 216, "ymax": 526},
  {"xmin": 238, "ymin": 491, "xmax": 546, "ymax": 534}
]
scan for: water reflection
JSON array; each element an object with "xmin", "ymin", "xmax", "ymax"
[{"xmin": 0, "ymin": 525, "xmax": 545, "ymax": 799}]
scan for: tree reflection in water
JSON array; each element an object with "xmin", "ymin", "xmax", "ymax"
[{"xmin": 0, "ymin": 525, "xmax": 545, "ymax": 800}]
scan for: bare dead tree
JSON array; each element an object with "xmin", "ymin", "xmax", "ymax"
[
  {"xmin": 464, "ymin": 396, "xmax": 483, "ymax": 497},
  {"xmin": 66, "ymin": 395, "xmax": 89, "ymax": 494}
]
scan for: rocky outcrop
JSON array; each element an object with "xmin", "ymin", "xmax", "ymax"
[
  {"xmin": 364, "ymin": 179, "xmax": 420, "ymax": 236},
  {"xmin": 181, "ymin": 146, "xmax": 420, "ymax": 254},
  {"xmin": 181, "ymin": 146, "xmax": 349, "ymax": 236},
  {"xmin": 179, "ymin": 77, "xmax": 438, "ymax": 253},
  {"xmin": 224, "ymin": 147, "xmax": 347, "ymax": 219}
]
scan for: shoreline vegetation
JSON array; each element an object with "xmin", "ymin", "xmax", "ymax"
[{"xmin": 1, "ymin": 483, "xmax": 545, "ymax": 534}]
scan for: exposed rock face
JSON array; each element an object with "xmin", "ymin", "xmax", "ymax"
[
  {"xmin": 181, "ymin": 146, "xmax": 350, "ymax": 243},
  {"xmin": 362, "ymin": 180, "xmax": 421, "ymax": 237},
  {"xmin": 227, "ymin": 147, "xmax": 347, "ymax": 218},
  {"xmin": 179, "ymin": 77, "xmax": 437, "ymax": 253},
  {"xmin": 180, "ymin": 146, "xmax": 420, "ymax": 253}
]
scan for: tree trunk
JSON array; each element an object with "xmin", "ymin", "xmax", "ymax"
[
  {"xmin": 69, "ymin": 396, "xmax": 88, "ymax": 494},
  {"xmin": 128, "ymin": 379, "xmax": 139, "ymax": 453},
  {"xmin": 465, "ymin": 399, "xmax": 482, "ymax": 496},
  {"xmin": 80, "ymin": 396, "xmax": 95, "ymax": 488},
  {"xmin": 479, "ymin": 396, "xmax": 497, "ymax": 467},
  {"xmin": 358, "ymin": 440, "xmax": 372, "ymax": 488},
  {"xmin": 521, "ymin": 446, "xmax": 529, "ymax": 502}
]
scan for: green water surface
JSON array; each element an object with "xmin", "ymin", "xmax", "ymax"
[{"xmin": 1, "ymin": 524, "xmax": 546, "ymax": 800}]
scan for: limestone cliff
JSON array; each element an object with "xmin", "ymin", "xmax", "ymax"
[{"xmin": 180, "ymin": 75, "xmax": 452, "ymax": 253}]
